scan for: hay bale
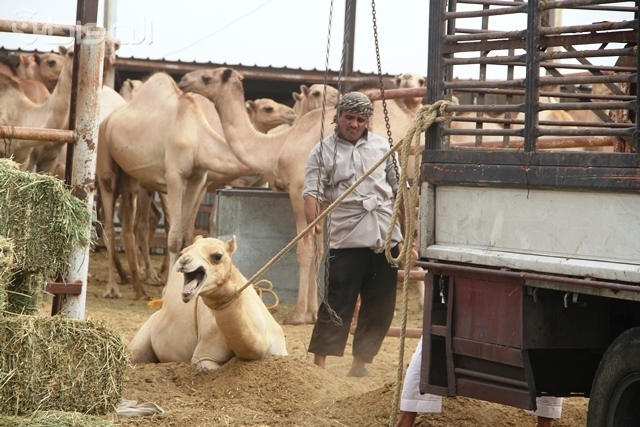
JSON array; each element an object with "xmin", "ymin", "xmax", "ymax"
[
  {"xmin": 0, "ymin": 410, "xmax": 116, "ymax": 427},
  {"xmin": 0, "ymin": 316, "xmax": 129, "ymax": 416},
  {"xmin": 0, "ymin": 159, "xmax": 92, "ymax": 314},
  {"xmin": 0, "ymin": 237, "xmax": 13, "ymax": 312},
  {"xmin": 5, "ymin": 273, "xmax": 45, "ymax": 316}
]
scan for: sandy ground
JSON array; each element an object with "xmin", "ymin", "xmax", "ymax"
[{"xmin": 40, "ymin": 249, "xmax": 589, "ymax": 427}]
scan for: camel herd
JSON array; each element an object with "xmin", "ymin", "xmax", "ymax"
[{"xmin": 1, "ymin": 43, "xmax": 619, "ymax": 327}]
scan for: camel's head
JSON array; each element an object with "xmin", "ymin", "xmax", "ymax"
[
  {"xmin": 394, "ymin": 72, "xmax": 426, "ymax": 90},
  {"xmin": 178, "ymin": 68, "xmax": 244, "ymax": 102},
  {"xmin": 178, "ymin": 235, "xmax": 237, "ymax": 304},
  {"xmin": 246, "ymin": 98, "xmax": 297, "ymax": 132},
  {"xmin": 292, "ymin": 84, "xmax": 340, "ymax": 116}
]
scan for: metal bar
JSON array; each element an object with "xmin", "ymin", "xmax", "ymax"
[
  {"xmin": 363, "ymin": 87, "xmax": 427, "ymax": 101},
  {"xmin": 446, "ymin": 4, "xmax": 527, "ymax": 19},
  {"xmin": 537, "ymin": 20, "xmax": 636, "ymax": 36},
  {"xmin": 454, "ymin": 367, "xmax": 530, "ymax": 389},
  {"xmin": 0, "ymin": 127, "xmax": 75, "ymax": 143},
  {"xmin": 342, "ymin": 0, "xmax": 356, "ymax": 76},
  {"xmin": 0, "ymin": 19, "xmax": 83, "ymax": 37},
  {"xmin": 446, "ymin": 135, "xmax": 622, "ymax": 148},
  {"xmin": 46, "ymin": 281, "xmax": 83, "ymax": 296},
  {"xmin": 61, "ymin": 24, "xmax": 104, "ymax": 320},
  {"xmin": 415, "ymin": 261, "xmax": 640, "ymax": 295},
  {"xmin": 542, "ymin": 0, "xmax": 636, "ymax": 11}
]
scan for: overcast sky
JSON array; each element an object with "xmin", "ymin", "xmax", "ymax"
[
  {"xmin": 0, "ymin": 1, "xmax": 634, "ymax": 79},
  {"xmin": 0, "ymin": 0, "xmax": 432, "ymax": 76}
]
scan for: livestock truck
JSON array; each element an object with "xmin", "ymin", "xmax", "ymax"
[{"xmin": 415, "ymin": 1, "xmax": 639, "ymax": 425}]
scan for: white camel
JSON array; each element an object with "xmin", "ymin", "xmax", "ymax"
[
  {"xmin": 0, "ymin": 46, "xmax": 73, "ymax": 170},
  {"xmin": 178, "ymin": 67, "xmax": 416, "ymax": 324},
  {"xmin": 394, "ymin": 72, "xmax": 426, "ymax": 113},
  {"xmin": 97, "ymin": 72, "xmax": 257, "ymax": 299},
  {"xmin": 127, "ymin": 235, "xmax": 287, "ymax": 369}
]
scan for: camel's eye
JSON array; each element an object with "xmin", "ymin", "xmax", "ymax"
[
  {"xmin": 419, "ymin": 78, "xmax": 425, "ymax": 86},
  {"xmin": 264, "ymin": 106, "xmax": 273, "ymax": 113},
  {"xmin": 47, "ymin": 60, "xmax": 57, "ymax": 67},
  {"xmin": 202, "ymin": 75, "xmax": 211, "ymax": 84},
  {"xmin": 210, "ymin": 252, "xmax": 223, "ymax": 263}
]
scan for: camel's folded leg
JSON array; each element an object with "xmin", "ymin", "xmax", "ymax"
[{"xmin": 127, "ymin": 311, "xmax": 160, "ymax": 364}]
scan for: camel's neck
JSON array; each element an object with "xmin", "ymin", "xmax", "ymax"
[
  {"xmin": 213, "ymin": 87, "xmax": 283, "ymax": 176},
  {"xmin": 42, "ymin": 66, "xmax": 72, "ymax": 130},
  {"xmin": 189, "ymin": 109, "xmax": 255, "ymax": 182},
  {"xmin": 201, "ymin": 267, "xmax": 270, "ymax": 359}
]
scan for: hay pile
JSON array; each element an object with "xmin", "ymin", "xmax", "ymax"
[
  {"xmin": 0, "ymin": 159, "xmax": 92, "ymax": 314},
  {"xmin": 0, "ymin": 160, "xmax": 127, "ymax": 425},
  {"xmin": 0, "ymin": 411, "xmax": 116, "ymax": 427},
  {"xmin": 0, "ymin": 237, "xmax": 13, "ymax": 312},
  {"xmin": 0, "ymin": 315, "xmax": 128, "ymax": 416}
]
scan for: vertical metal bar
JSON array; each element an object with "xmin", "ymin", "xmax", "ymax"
[
  {"xmin": 425, "ymin": 0, "xmax": 447, "ymax": 151},
  {"xmin": 65, "ymin": 0, "xmax": 99, "ymax": 185},
  {"xmin": 342, "ymin": 0, "xmax": 357, "ymax": 76},
  {"xmin": 635, "ymin": 2, "xmax": 640, "ymax": 154},
  {"xmin": 524, "ymin": 0, "xmax": 541, "ymax": 152},
  {"xmin": 61, "ymin": 27, "xmax": 105, "ymax": 319}
]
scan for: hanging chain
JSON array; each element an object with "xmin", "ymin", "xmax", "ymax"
[
  {"xmin": 371, "ymin": 0, "xmax": 401, "ymax": 187},
  {"xmin": 314, "ymin": 0, "xmax": 344, "ymax": 326}
]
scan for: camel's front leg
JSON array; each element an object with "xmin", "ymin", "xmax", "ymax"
[
  {"xmin": 284, "ymin": 192, "xmax": 318, "ymax": 325},
  {"xmin": 97, "ymin": 169, "xmax": 124, "ymax": 299},
  {"xmin": 164, "ymin": 171, "xmax": 206, "ymax": 270},
  {"xmin": 134, "ymin": 188, "xmax": 163, "ymax": 285},
  {"xmin": 119, "ymin": 175, "xmax": 148, "ymax": 300}
]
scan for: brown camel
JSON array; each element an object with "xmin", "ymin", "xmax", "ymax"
[
  {"xmin": 97, "ymin": 72, "xmax": 257, "ymax": 299},
  {"xmin": 178, "ymin": 67, "xmax": 416, "ymax": 324}
]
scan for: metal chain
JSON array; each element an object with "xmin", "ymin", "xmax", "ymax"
[
  {"xmin": 315, "ymin": 0, "xmax": 343, "ymax": 326},
  {"xmin": 371, "ymin": 0, "xmax": 401, "ymax": 186}
]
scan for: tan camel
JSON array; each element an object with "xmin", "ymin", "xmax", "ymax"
[
  {"xmin": 247, "ymin": 98, "xmax": 297, "ymax": 133},
  {"xmin": 394, "ymin": 72, "xmax": 426, "ymax": 113},
  {"xmin": 97, "ymin": 72, "xmax": 256, "ymax": 299},
  {"xmin": 293, "ymin": 84, "xmax": 341, "ymax": 117},
  {"xmin": 119, "ymin": 78, "xmax": 144, "ymax": 101},
  {"xmin": 178, "ymin": 67, "xmax": 416, "ymax": 324},
  {"xmin": 127, "ymin": 235, "xmax": 287, "ymax": 369},
  {"xmin": 0, "ymin": 46, "xmax": 73, "ymax": 170},
  {"xmin": 16, "ymin": 52, "xmax": 64, "ymax": 93},
  {"xmin": 0, "ymin": 55, "xmax": 50, "ymax": 104}
]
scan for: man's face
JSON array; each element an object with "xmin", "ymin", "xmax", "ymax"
[{"xmin": 337, "ymin": 111, "xmax": 368, "ymax": 143}]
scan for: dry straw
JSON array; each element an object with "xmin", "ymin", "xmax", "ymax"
[
  {"xmin": 0, "ymin": 159, "xmax": 93, "ymax": 314},
  {"xmin": 0, "ymin": 237, "xmax": 13, "ymax": 312},
  {"xmin": 0, "ymin": 410, "xmax": 116, "ymax": 427},
  {"xmin": 0, "ymin": 315, "xmax": 129, "ymax": 416}
]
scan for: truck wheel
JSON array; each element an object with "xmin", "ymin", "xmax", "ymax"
[{"xmin": 587, "ymin": 326, "xmax": 640, "ymax": 427}]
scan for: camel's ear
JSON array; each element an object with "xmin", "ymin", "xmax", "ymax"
[
  {"xmin": 194, "ymin": 235, "xmax": 203, "ymax": 242},
  {"xmin": 237, "ymin": 71, "xmax": 244, "ymax": 81},
  {"xmin": 292, "ymin": 92, "xmax": 302, "ymax": 102},
  {"xmin": 58, "ymin": 46, "xmax": 67, "ymax": 56},
  {"xmin": 245, "ymin": 100, "xmax": 255, "ymax": 111},
  {"xmin": 300, "ymin": 84, "xmax": 310, "ymax": 95},
  {"xmin": 225, "ymin": 236, "xmax": 237, "ymax": 255}
]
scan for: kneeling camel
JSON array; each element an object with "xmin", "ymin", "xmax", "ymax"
[{"xmin": 127, "ymin": 235, "xmax": 288, "ymax": 370}]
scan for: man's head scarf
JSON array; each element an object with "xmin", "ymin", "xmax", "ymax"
[{"xmin": 333, "ymin": 91, "xmax": 373, "ymax": 123}]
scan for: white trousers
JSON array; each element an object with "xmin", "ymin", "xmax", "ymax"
[{"xmin": 400, "ymin": 338, "xmax": 563, "ymax": 419}]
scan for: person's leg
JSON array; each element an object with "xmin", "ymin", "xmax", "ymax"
[
  {"xmin": 525, "ymin": 396, "xmax": 563, "ymax": 426},
  {"xmin": 351, "ymin": 246, "xmax": 399, "ymax": 369},
  {"xmin": 396, "ymin": 338, "xmax": 443, "ymax": 426},
  {"xmin": 394, "ymin": 411, "xmax": 417, "ymax": 427},
  {"xmin": 308, "ymin": 248, "xmax": 366, "ymax": 361},
  {"xmin": 314, "ymin": 354, "xmax": 326, "ymax": 369}
]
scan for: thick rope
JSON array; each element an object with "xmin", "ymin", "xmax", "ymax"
[{"xmin": 386, "ymin": 101, "xmax": 453, "ymax": 427}]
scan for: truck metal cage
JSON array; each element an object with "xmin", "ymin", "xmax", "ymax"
[{"xmin": 418, "ymin": 0, "xmax": 639, "ymax": 410}]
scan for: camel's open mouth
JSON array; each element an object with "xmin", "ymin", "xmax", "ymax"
[{"xmin": 181, "ymin": 266, "xmax": 206, "ymax": 300}]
